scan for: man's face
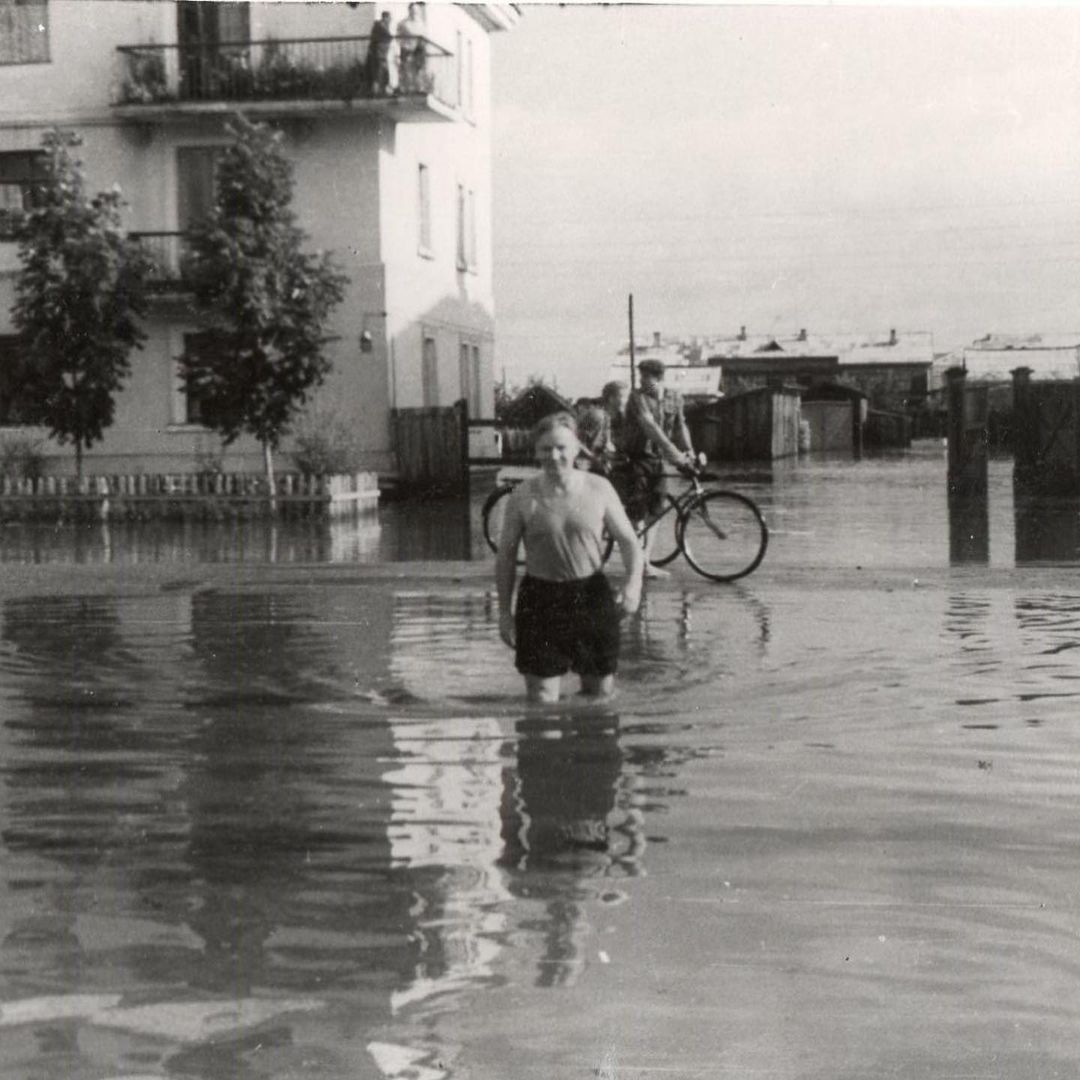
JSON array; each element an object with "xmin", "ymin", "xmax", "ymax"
[
  {"xmin": 606, "ymin": 387, "xmax": 627, "ymax": 415},
  {"xmin": 640, "ymin": 370, "xmax": 663, "ymax": 395}
]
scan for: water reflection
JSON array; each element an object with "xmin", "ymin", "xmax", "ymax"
[
  {"xmin": 1014, "ymin": 496, "xmax": 1080, "ymax": 564},
  {"xmin": 948, "ymin": 495, "xmax": 990, "ymax": 565},
  {"xmin": 499, "ymin": 712, "xmax": 643, "ymax": 988},
  {"xmin": 382, "ymin": 713, "xmax": 510, "ymax": 1017}
]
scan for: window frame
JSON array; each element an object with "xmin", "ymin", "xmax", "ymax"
[
  {"xmin": 417, "ymin": 162, "xmax": 433, "ymax": 258},
  {"xmin": 0, "ymin": 150, "xmax": 48, "ymax": 239},
  {"xmin": 421, "ymin": 333, "xmax": 439, "ymax": 407},
  {"xmin": 0, "ymin": 0, "xmax": 50, "ymax": 67},
  {"xmin": 174, "ymin": 332, "xmax": 215, "ymax": 428},
  {"xmin": 0, "ymin": 334, "xmax": 35, "ymax": 426},
  {"xmin": 456, "ymin": 182, "xmax": 478, "ymax": 273}
]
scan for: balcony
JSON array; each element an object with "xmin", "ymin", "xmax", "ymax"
[
  {"xmin": 113, "ymin": 36, "xmax": 461, "ymax": 123},
  {"xmin": 131, "ymin": 231, "xmax": 193, "ymax": 295}
]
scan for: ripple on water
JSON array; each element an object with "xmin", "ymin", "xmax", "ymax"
[{"xmin": 1, "ymin": 579, "xmax": 1080, "ymax": 1077}]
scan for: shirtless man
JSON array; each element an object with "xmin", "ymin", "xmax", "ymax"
[{"xmin": 495, "ymin": 411, "xmax": 644, "ymax": 703}]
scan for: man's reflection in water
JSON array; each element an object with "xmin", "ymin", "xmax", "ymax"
[{"xmin": 499, "ymin": 711, "xmax": 644, "ymax": 988}]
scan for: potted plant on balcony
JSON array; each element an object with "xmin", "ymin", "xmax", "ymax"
[{"xmin": 120, "ymin": 48, "xmax": 169, "ymax": 104}]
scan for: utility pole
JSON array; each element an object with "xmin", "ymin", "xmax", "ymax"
[{"xmin": 628, "ymin": 293, "xmax": 636, "ymax": 391}]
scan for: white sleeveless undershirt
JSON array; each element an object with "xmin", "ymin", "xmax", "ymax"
[{"xmin": 518, "ymin": 475, "xmax": 606, "ymax": 582}]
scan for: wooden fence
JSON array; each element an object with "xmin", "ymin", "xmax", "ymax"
[
  {"xmin": 1012, "ymin": 368, "xmax": 1080, "ymax": 496},
  {"xmin": 0, "ymin": 471, "xmax": 379, "ymax": 521},
  {"xmin": 392, "ymin": 400, "xmax": 469, "ymax": 495},
  {"xmin": 688, "ymin": 386, "xmax": 802, "ymax": 461}
]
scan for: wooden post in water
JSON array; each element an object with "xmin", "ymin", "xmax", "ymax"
[
  {"xmin": 458, "ymin": 397, "xmax": 472, "ymax": 560},
  {"xmin": 946, "ymin": 365, "xmax": 988, "ymax": 501}
]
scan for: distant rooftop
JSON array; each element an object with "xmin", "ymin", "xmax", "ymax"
[
  {"xmin": 966, "ymin": 333, "xmax": 1080, "ymax": 351},
  {"xmin": 618, "ymin": 329, "xmax": 935, "ymax": 367}
]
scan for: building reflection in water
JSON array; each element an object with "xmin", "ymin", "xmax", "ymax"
[
  {"xmin": 381, "ymin": 714, "xmax": 511, "ymax": 1017},
  {"xmin": 0, "ymin": 515, "xmax": 384, "ymax": 566},
  {"xmin": 0, "ymin": 587, "xmax": 425, "ymax": 1076},
  {"xmin": 948, "ymin": 495, "xmax": 990, "ymax": 565},
  {"xmin": 1014, "ymin": 495, "xmax": 1080, "ymax": 564}
]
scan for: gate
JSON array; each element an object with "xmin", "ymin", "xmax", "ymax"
[
  {"xmin": 801, "ymin": 400, "xmax": 853, "ymax": 452},
  {"xmin": 391, "ymin": 399, "xmax": 468, "ymax": 496}
]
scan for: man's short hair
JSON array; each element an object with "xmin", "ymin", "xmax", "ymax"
[{"xmin": 638, "ymin": 359, "xmax": 665, "ymax": 376}]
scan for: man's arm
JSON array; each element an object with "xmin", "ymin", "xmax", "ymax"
[
  {"xmin": 671, "ymin": 395, "xmax": 694, "ymax": 456},
  {"xmin": 601, "ymin": 480, "xmax": 643, "ymax": 615},
  {"xmin": 494, "ymin": 489, "xmax": 525, "ymax": 647},
  {"xmin": 628, "ymin": 392, "xmax": 692, "ymax": 466}
]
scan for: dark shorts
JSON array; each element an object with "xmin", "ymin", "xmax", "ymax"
[
  {"xmin": 515, "ymin": 573, "xmax": 620, "ymax": 679},
  {"xmin": 611, "ymin": 456, "xmax": 667, "ymax": 521}
]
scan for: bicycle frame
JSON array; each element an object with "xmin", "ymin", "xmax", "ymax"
[{"xmin": 635, "ymin": 469, "xmax": 710, "ymax": 540}]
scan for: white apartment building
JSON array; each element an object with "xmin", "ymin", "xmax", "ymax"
[{"xmin": 0, "ymin": 0, "xmax": 517, "ymax": 474}]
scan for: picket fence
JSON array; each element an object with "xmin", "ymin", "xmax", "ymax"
[{"xmin": 0, "ymin": 471, "xmax": 379, "ymax": 521}]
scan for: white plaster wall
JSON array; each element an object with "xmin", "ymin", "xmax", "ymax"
[
  {"xmin": 0, "ymin": 0, "xmax": 506, "ymax": 472},
  {"xmin": 380, "ymin": 8, "xmax": 496, "ymax": 416},
  {"xmin": 0, "ymin": 1, "xmax": 166, "ymax": 125}
]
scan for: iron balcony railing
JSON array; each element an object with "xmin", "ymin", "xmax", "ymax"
[
  {"xmin": 131, "ymin": 231, "xmax": 192, "ymax": 293},
  {"xmin": 115, "ymin": 35, "xmax": 458, "ymax": 111}
]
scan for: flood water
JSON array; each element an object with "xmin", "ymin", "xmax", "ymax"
[
  {"xmin": 2, "ymin": 444, "xmax": 1080, "ymax": 1078},
  {"xmin": 1, "ymin": 442, "xmax": 1077, "ymax": 570}
]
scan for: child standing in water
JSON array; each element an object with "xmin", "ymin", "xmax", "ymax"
[{"xmin": 495, "ymin": 412, "xmax": 644, "ymax": 703}]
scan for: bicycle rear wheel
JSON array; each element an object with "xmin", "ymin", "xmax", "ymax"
[
  {"xmin": 677, "ymin": 490, "xmax": 768, "ymax": 582},
  {"xmin": 482, "ymin": 485, "xmax": 519, "ymax": 558}
]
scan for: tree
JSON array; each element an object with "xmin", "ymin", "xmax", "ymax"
[
  {"xmin": 12, "ymin": 129, "xmax": 153, "ymax": 478},
  {"xmin": 178, "ymin": 114, "xmax": 348, "ymax": 501}
]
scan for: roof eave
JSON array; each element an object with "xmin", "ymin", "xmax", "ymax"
[{"xmin": 459, "ymin": 3, "xmax": 521, "ymax": 33}]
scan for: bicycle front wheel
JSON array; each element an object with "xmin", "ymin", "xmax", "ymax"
[{"xmin": 677, "ymin": 490, "xmax": 768, "ymax": 582}]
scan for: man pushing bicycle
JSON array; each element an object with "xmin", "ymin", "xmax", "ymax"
[{"xmin": 619, "ymin": 358, "xmax": 697, "ymax": 578}]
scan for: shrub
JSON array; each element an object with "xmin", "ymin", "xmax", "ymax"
[
  {"xmin": 291, "ymin": 409, "xmax": 363, "ymax": 476},
  {"xmin": 0, "ymin": 434, "xmax": 47, "ymax": 480}
]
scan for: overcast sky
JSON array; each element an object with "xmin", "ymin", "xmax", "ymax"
[{"xmin": 491, "ymin": 3, "xmax": 1080, "ymax": 396}]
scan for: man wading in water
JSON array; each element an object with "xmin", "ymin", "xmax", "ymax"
[{"xmin": 496, "ymin": 412, "xmax": 644, "ymax": 703}]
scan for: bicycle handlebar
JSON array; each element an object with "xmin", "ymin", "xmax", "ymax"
[{"xmin": 674, "ymin": 463, "xmax": 719, "ymax": 483}]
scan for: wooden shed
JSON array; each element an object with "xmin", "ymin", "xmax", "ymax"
[{"xmin": 687, "ymin": 385, "xmax": 802, "ymax": 462}]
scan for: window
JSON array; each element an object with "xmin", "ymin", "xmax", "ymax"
[
  {"xmin": 0, "ymin": 335, "xmax": 34, "ymax": 425},
  {"xmin": 465, "ymin": 38, "xmax": 474, "ymax": 117},
  {"xmin": 455, "ymin": 184, "xmax": 464, "ymax": 272},
  {"xmin": 459, "ymin": 339, "xmax": 482, "ymax": 416},
  {"xmin": 0, "ymin": 151, "xmax": 46, "ymax": 239},
  {"xmin": 176, "ymin": 146, "xmax": 221, "ymax": 230},
  {"xmin": 455, "ymin": 30, "xmax": 462, "ymax": 106},
  {"xmin": 177, "ymin": 333, "xmax": 216, "ymax": 426},
  {"xmin": 417, "ymin": 163, "xmax": 432, "ymax": 255},
  {"xmin": 466, "ymin": 188, "xmax": 477, "ymax": 269},
  {"xmin": 0, "ymin": 1, "xmax": 49, "ymax": 66},
  {"xmin": 177, "ymin": 1, "xmax": 250, "ymax": 98},
  {"xmin": 422, "ymin": 335, "xmax": 438, "ymax": 407},
  {"xmin": 456, "ymin": 184, "xmax": 477, "ymax": 272}
]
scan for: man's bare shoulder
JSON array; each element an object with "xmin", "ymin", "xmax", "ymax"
[{"xmin": 581, "ymin": 470, "xmax": 619, "ymax": 500}]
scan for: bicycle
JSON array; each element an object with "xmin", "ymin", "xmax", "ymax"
[{"xmin": 481, "ymin": 459, "xmax": 768, "ymax": 583}]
